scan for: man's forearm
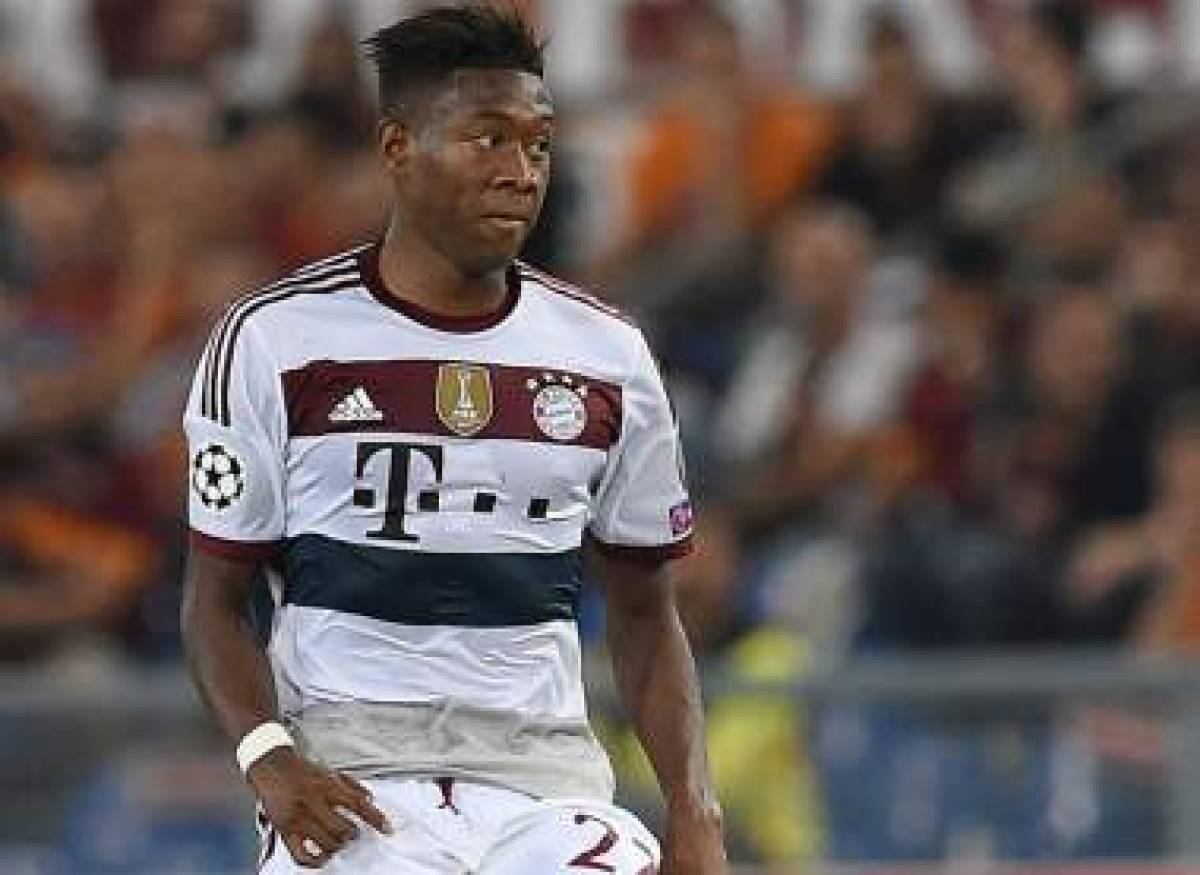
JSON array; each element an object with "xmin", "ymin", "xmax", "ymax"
[
  {"xmin": 180, "ymin": 551, "xmax": 393, "ymax": 864},
  {"xmin": 180, "ymin": 552, "xmax": 280, "ymax": 745},
  {"xmin": 605, "ymin": 565, "xmax": 718, "ymax": 815}
]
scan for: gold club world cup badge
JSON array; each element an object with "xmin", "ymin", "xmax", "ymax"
[
  {"xmin": 436, "ymin": 363, "xmax": 494, "ymax": 436},
  {"xmin": 528, "ymin": 372, "xmax": 589, "ymax": 442}
]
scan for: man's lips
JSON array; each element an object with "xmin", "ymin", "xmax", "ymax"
[{"xmin": 480, "ymin": 213, "xmax": 532, "ymax": 235}]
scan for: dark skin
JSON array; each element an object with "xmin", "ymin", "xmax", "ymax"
[
  {"xmin": 592, "ymin": 547, "xmax": 727, "ymax": 875},
  {"xmin": 181, "ymin": 552, "xmax": 391, "ymax": 868},
  {"xmin": 182, "ymin": 68, "xmax": 725, "ymax": 872},
  {"xmin": 378, "ymin": 69, "xmax": 555, "ymax": 314}
]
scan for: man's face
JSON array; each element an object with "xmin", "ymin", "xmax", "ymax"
[
  {"xmin": 384, "ymin": 69, "xmax": 554, "ymax": 276},
  {"xmin": 1027, "ymin": 291, "xmax": 1121, "ymax": 414},
  {"xmin": 771, "ymin": 211, "xmax": 868, "ymax": 313}
]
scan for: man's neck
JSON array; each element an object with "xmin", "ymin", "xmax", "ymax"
[{"xmin": 378, "ymin": 223, "xmax": 509, "ymax": 318}]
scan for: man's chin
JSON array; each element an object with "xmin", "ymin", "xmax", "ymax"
[{"xmin": 460, "ymin": 245, "xmax": 523, "ymax": 277}]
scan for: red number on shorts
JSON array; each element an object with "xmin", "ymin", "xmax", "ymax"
[{"xmin": 568, "ymin": 813, "xmax": 618, "ymax": 871}]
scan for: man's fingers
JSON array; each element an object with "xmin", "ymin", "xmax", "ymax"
[
  {"xmin": 283, "ymin": 827, "xmax": 332, "ymax": 869},
  {"xmin": 344, "ymin": 793, "xmax": 393, "ymax": 835},
  {"xmin": 310, "ymin": 799, "xmax": 359, "ymax": 845},
  {"xmin": 335, "ymin": 773, "xmax": 373, "ymax": 800},
  {"xmin": 334, "ymin": 775, "xmax": 393, "ymax": 835}
]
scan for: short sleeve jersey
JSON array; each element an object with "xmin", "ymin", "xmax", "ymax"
[{"xmin": 183, "ymin": 243, "xmax": 693, "ymax": 780}]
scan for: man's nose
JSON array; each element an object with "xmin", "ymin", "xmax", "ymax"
[{"xmin": 496, "ymin": 144, "xmax": 540, "ymax": 193}]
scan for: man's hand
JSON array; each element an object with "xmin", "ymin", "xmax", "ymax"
[
  {"xmin": 660, "ymin": 801, "xmax": 728, "ymax": 875},
  {"xmin": 248, "ymin": 747, "xmax": 392, "ymax": 868}
]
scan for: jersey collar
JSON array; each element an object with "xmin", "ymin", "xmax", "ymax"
[{"xmin": 357, "ymin": 241, "xmax": 521, "ymax": 334}]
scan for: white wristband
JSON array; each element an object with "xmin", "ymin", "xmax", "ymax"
[{"xmin": 236, "ymin": 721, "xmax": 294, "ymax": 774}]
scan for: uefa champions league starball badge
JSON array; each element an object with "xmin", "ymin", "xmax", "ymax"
[
  {"xmin": 192, "ymin": 443, "xmax": 246, "ymax": 510},
  {"xmin": 528, "ymin": 373, "xmax": 588, "ymax": 442}
]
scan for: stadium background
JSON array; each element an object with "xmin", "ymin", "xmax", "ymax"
[{"xmin": 1, "ymin": 0, "xmax": 1200, "ymax": 872}]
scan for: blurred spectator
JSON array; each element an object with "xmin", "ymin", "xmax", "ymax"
[
  {"xmin": 1167, "ymin": 125, "xmax": 1200, "ymax": 228},
  {"xmin": 954, "ymin": 1, "xmax": 1122, "ymax": 236},
  {"xmin": 286, "ymin": 13, "xmax": 373, "ymax": 153},
  {"xmin": 857, "ymin": 246, "xmax": 1160, "ymax": 650},
  {"xmin": 816, "ymin": 14, "xmax": 989, "ymax": 246},
  {"xmin": 714, "ymin": 204, "xmax": 919, "ymax": 539},
  {"xmin": 106, "ymin": 239, "xmax": 277, "ymax": 522},
  {"xmin": 90, "ymin": 0, "xmax": 241, "ymax": 83},
  {"xmin": 1021, "ymin": 170, "xmax": 1130, "ymax": 280},
  {"xmin": 1066, "ymin": 395, "xmax": 1200, "ymax": 650},
  {"xmin": 91, "ymin": 0, "xmax": 247, "ymax": 141},
  {"xmin": 0, "ymin": 78, "xmax": 52, "ymax": 178},
  {"xmin": 0, "ymin": 0, "xmax": 102, "ymax": 123},
  {"xmin": 858, "ymin": 231, "xmax": 1060, "ymax": 650},
  {"xmin": 1120, "ymin": 213, "xmax": 1200, "ymax": 399},
  {"xmin": 226, "ymin": 113, "xmax": 327, "ymax": 264},
  {"xmin": 595, "ymin": 5, "xmax": 836, "ymax": 304},
  {"xmin": 0, "ymin": 474, "xmax": 157, "ymax": 662},
  {"xmin": 3, "ymin": 123, "xmax": 233, "ymax": 442},
  {"xmin": 899, "ymin": 226, "xmax": 1011, "ymax": 510},
  {"xmin": 987, "ymin": 284, "xmax": 1156, "ymax": 548},
  {"xmin": 858, "ymin": 501, "xmax": 1059, "ymax": 649},
  {"xmin": 993, "ymin": 1, "xmax": 1098, "ymax": 142}
]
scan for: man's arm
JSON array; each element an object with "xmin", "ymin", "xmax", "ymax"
[
  {"xmin": 592, "ymin": 547, "xmax": 727, "ymax": 875},
  {"xmin": 181, "ymin": 549, "xmax": 389, "ymax": 868},
  {"xmin": 180, "ymin": 550, "xmax": 280, "ymax": 742}
]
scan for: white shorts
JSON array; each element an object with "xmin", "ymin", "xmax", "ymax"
[{"xmin": 258, "ymin": 777, "xmax": 661, "ymax": 874}]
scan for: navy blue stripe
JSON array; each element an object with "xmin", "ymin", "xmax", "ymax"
[{"xmin": 281, "ymin": 534, "xmax": 583, "ymax": 627}]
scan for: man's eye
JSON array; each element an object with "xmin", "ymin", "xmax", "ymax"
[
  {"xmin": 471, "ymin": 133, "xmax": 502, "ymax": 149},
  {"xmin": 530, "ymin": 139, "xmax": 553, "ymax": 159}
]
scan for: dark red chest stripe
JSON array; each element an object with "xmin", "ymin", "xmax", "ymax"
[{"xmin": 282, "ymin": 359, "xmax": 622, "ymax": 449}]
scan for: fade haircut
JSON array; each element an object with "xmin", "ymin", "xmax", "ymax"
[{"xmin": 363, "ymin": 3, "xmax": 545, "ymax": 120}]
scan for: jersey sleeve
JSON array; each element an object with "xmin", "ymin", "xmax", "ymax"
[
  {"xmin": 588, "ymin": 331, "xmax": 694, "ymax": 564},
  {"xmin": 183, "ymin": 316, "xmax": 287, "ymax": 561}
]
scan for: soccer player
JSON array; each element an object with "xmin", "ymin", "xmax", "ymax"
[{"xmin": 180, "ymin": 6, "xmax": 726, "ymax": 873}]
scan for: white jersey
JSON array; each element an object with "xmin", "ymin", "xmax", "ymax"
[{"xmin": 184, "ymin": 243, "xmax": 693, "ymax": 801}]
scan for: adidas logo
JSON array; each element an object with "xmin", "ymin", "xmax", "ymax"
[{"xmin": 329, "ymin": 386, "xmax": 384, "ymax": 423}]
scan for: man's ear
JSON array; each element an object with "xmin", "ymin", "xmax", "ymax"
[{"xmin": 378, "ymin": 118, "xmax": 410, "ymax": 175}]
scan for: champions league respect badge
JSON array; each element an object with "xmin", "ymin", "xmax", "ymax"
[
  {"xmin": 527, "ymin": 373, "xmax": 588, "ymax": 442},
  {"xmin": 669, "ymin": 500, "xmax": 694, "ymax": 536}
]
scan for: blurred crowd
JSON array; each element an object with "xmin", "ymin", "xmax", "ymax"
[
  {"xmin": 601, "ymin": 0, "xmax": 1200, "ymax": 665},
  {"xmin": 1, "ymin": 0, "xmax": 1199, "ymax": 864}
]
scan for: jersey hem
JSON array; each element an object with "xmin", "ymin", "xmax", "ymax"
[
  {"xmin": 189, "ymin": 529, "xmax": 281, "ymax": 562},
  {"xmin": 587, "ymin": 533, "xmax": 694, "ymax": 565}
]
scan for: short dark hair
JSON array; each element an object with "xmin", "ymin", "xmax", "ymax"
[
  {"xmin": 867, "ymin": 11, "xmax": 912, "ymax": 55},
  {"xmin": 363, "ymin": 3, "xmax": 545, "ymax": 117},
  {"xmin": 1031, "ymin": 1, "xmax": 1090, "ymax": 64},
  {"xmin": 933, "ymin": 225, "xmax": 1008, "ymax": 288}
]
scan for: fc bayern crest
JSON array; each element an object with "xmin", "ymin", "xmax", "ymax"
[
  {"xmin": 529, "ymin": 373, "xmax": 589, "ymax": 442},
  {"xmin": 192, "ymin": 443, "xmax": 245, "ymax": 511}
]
